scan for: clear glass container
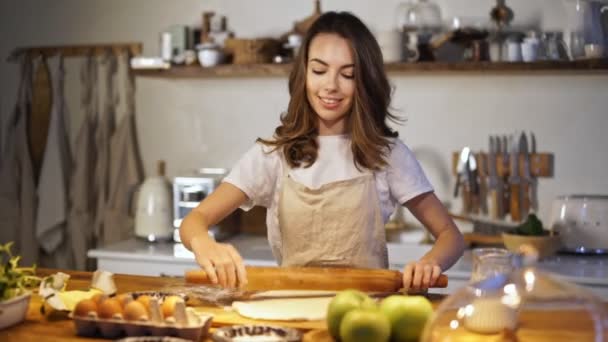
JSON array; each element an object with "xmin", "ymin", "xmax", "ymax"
[
  {"xmin": 422, "ymin": 261, "xmax": 608, "ymax": 341},
  {"xmin": 396, "ymin": 0, "xmax": 442, "ymax": 33}
]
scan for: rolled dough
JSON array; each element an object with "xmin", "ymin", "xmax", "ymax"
[{"xmin": 232, "ymin": 295, "xmax": 334, "ymax": 321}]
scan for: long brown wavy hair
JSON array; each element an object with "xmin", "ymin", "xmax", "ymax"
[{"xmin": 258, "ymin": 11, "xmax": 402, "ymax": 171}]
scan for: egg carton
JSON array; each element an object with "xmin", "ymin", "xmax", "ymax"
[{"xmin": 70, "ymin": 308, "xmax": 212, "ymax": 341}]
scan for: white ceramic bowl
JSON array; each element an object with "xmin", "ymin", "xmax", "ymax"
[{"xmin": 0, "ymin": 293, "xmax": 31, "ymax": 330}]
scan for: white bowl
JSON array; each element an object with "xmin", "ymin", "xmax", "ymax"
[{"xmin": 0, "ymin": 293, "xmax": 31, "ymax": 330}]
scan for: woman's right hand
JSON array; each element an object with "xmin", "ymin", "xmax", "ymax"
[{"xmin": 190, "ymin": 234, "xmax": 248, "ymax": 289}]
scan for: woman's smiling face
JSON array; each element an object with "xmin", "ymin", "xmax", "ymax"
[{"xmin": 306, "ymin": 33, "xmax": 355, "ymax": 135}]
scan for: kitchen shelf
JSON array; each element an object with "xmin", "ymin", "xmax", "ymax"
[{"xmin": 133, "ymin": 59, "xmax": 608, "ymax": 78}]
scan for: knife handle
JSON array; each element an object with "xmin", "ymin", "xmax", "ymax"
[
  {"xmin": 510, "ymin": 182, "xmax": 522, "ymax": 222},
  {"xmin": 461, "ymin": 185, "xmax": 472, "ymax": 214},
  {"xmin": 478, "ymin": 175, "xmax": 488, "ymax": 215},
  {"xmin": 488, "ymin": 188, "xmax": 502, "ymax": 220},
  {"xmin": 502, "ymin": 178, "xmax": 510, "ymax": 218},
  {"xmin": 521, "ymin": 182, "xmax": 530, "ymax": 217}
]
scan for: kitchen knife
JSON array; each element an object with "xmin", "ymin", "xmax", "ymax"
[
  {"xmin": 185, "ymin": 266, "xmax": 448, "ymax": 292},
  {"xmin": 467, "ymin": 151, "xmax": 480, "ymax": 214},
  {"xmin": 509, "ymin": 134, "xmax": 523, "ymax": 222},
  {"xmin": 519, "ymin": 132, "xmax": 532, "ymax": 216},
  {"xmin": 454, "ymin": 147, "xmax": 472, "ymax": 214},
  {"xmin": 487, "ymin": 136, "xmax": 503, "ymax": 219},
  {"xmin": 500, "ymin": 135, "xmax": 511, "ymax": 215},
  {"xmin": 454, "ymin": 147, "xmax": 470, "ymax": 197},
  {"xmin": 530, "ymin": 132, "xmax": 539, "ymax": 212}
]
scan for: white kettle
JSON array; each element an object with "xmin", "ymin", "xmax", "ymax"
[{"xmin": 135, "ymin": 160, "xmax": 174, "ymax": 241}]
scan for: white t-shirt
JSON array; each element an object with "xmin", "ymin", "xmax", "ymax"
[{"xmin": 224, "ymin": 135, "xmax": 434, "ymax": 246}]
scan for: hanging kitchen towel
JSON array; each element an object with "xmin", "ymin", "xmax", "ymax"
[
  {"xmin": 0, "ymin": 56, "xmax": 39, "ymax": 265},
  {"xmin": 0, "ymin": 58, "xmax": 29, "ymax": 247},
  {"xmin": 35, "ymin": 56, "xmax": 72, "ymax": 264},
  {"xmin": 93, "ymin": 52, "xmax": 117, "ymax": 245},
  {"xmin": 67, "ymin": 54, "xmax": 99, "ymax": 270},
  {"xmin": 29, "ymin": 57, "xmax": 53, "ymax": 183},
  {"xmin": 102, "ymin": 52, "xmax": 143, "ymax": 245}
]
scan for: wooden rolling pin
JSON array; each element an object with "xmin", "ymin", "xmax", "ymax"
[{"xmin": 185, "ymin": 266, "xmax": 448, "ymax": 292}]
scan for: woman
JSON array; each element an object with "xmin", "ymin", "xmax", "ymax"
[{"xmin": 180, "ymin": 11, "xmax": 465, "ymax": 290}]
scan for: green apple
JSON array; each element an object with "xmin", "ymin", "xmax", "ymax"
[
  {"xmin": 327, "ymin": 290, "xmax": 377, "ymax": 339},
  {"xmin": 379, "ymin": 295, "xmax": 434, "ymax": 342},
  {"xmin": 339, "ymin": 308, "xmax": 391, "ymax": 342}
]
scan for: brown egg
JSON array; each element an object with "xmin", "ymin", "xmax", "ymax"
[
  {"xmin": 114, "ymin": 293, "xmax": 134, "ymax": 308},
  {"xmin": 123, "ymin": 300, "xmax": 149, "ymax": 321},
  {"xmin": 90, "ymin": 293, "xmax": 108, "ymax": 305},
  {"xmin": 161, "ymin": 296, "xmax": 184, "ymax": 318},
  {"xmin": 98, "ymin": 298, "xmax": 123, "ymax": 319},
  {"xmin": 136, "ymin": 294, "xmax": 152, "ymax": 312},
  {"xmin": 74, "ymin": 299, "xmax": 98, "ymax": 317}
]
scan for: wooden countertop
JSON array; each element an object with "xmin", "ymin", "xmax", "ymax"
[{"xmin": 3, "ymin": 269, "xmax": 607, "ymax": 342}]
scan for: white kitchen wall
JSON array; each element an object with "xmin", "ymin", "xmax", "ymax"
[{"xmin": 1, "ymin": 0, "xmax": 607, "ymax": 226}]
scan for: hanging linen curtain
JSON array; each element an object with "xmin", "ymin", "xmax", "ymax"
[
  {"xmin": 0, "ymin": 56, "xmax": 38, "ymax": 265},
  {"xmin": 35, "ymin": 55, "xmax": 74, "ymax": 269},
  {"xmin": 93, "ymin": 52, "xmax": 117, "ymax": 246},
  {"xmin": 101, "ymin": 51, "xmax": 144, "ymax": 245},
  {"xmin": 67, "ymin": 54, "xmax": 99, "ymax": 270}
]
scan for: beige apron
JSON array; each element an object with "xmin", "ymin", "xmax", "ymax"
[{"xmin": 277, "ymin": 161, "xmax": 388, "ymax": 269}]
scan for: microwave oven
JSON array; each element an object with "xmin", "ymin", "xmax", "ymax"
[{"xmin": 172, "ymin": 168, "xmax": 239, "ymax": 242}]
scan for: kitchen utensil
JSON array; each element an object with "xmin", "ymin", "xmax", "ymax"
[
  {"xmin": 541, "ymin": 31, "xmax": 570, "ymax": 60},
  {"xmin": 196, "ymin": 42, "xmax": 224, "ymax": 67},
  {"xmin": 185, "ymin": 266, "xmax": 448, "ymax": 292},
  {"xmin": 519, "ymin": 132, "xmax": 532, "ymax": 216},
  {"xmin": 506, "ymin": 38, "xmax": 522, "ymax": 62},
  {"xmin": 376, "ymin": 30, "xmax": 403, "ymax": 63},
  {"xmin": 549, "ymin": 194, "xmax": 608, "ymax": 254},
  {"xmin": 509, "ymin": 134, "xmax": 522, "ymax": 222},
  {"xmin": 487, "ymin": 137, "xmax": 504, "ymax": 219},
  {"xmin": 470, "ymin": 247, "xmax": 517, "ymax": 282},
  {"xmin": 454, "ymin": 147, "xmax": 471, "ymax": 198},
  {"xmin": 399, "ymin": 0, "xmax": 443, "ymax": 33},
  {"xmin": 501, "ymin": 231, "xmax": 562, "ymax": 259},
  {"xmin": 522, "ymin": 36, "xmax": 540, "ymax": 62},
  {"xmin": 563, "ymin": 0, "xmax": 608, "ymax": 59},
  {"xmin": 530, "ymin": 132, "xmax": 539, "ymax": 212},
  {"xmin": 423, "ymin": 262, "xmax": 608, "ymax": 341},
  {"xmin": 135, "ymin": 160, "xmax": 173, "ymax": 242},
  {"xmin": 585, "ymin": 43, "xmax": 604, "ymax": 57},
  {"xmin": 498, "ymin": 136, "xmax": 511, "ymax": 215},
  {"xmin": 467, "ymin": 151, "xmax": 480, "ymax": 214}
]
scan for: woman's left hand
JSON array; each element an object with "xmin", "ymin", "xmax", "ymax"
[{"xmin": 402, "ymin": 259, "xmax": 442, "ymax": 291}]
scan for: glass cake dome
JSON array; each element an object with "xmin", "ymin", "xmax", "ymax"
[{"xmin": 422, "ymin": 251, "xmax": 608, "ymax": 341}]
